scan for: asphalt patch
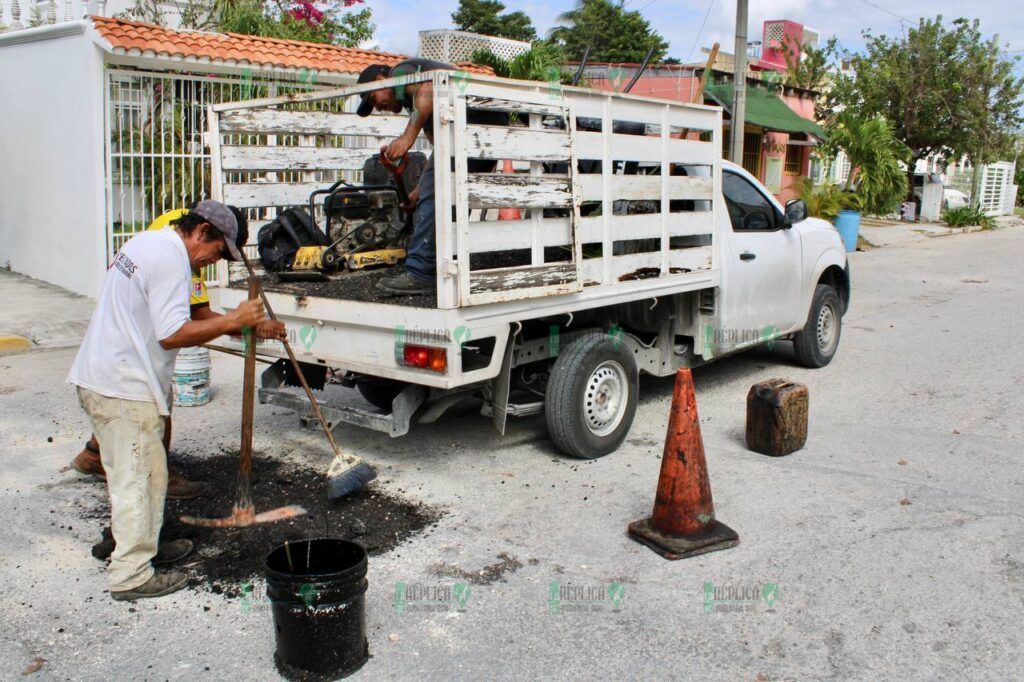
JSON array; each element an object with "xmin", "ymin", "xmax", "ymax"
[{"xmin": 88, "ymin": 452, "xmax": 443, "ymax": 596}]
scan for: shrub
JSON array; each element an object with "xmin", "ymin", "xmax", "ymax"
[{"xmin": 942, "ymin": 205, "xmax": 994, "ymax": 229}]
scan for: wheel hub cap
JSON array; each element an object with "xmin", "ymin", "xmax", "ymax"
[
  {"xmin": 584, "ymin": 361, "xmax": 628, "ymax": 437},
  {"xmin": 817, "ymin": 303, "xmax": 837, "ymax": 353}
]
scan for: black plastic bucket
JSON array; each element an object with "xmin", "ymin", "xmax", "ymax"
[{"xmin": 265, "ymin": 538, "xmax": 369, "ymax": 679}]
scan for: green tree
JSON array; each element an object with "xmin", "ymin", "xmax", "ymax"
[
  {"xmin": 471, "ymin": 44, "xmax": 571, "ymax": 83},
  {"xmin": 118, "ymin": 0, "xmax": 374, "ymax": 46},
  {"xmin": 779, "ymin": 35, "xmax": 839, "ymax": 93},
  {"xmin": 451, "ymin": 0, "xmax": 536, "ymax": 42},
  {"xmin": 820, "ymin": 113, "xmax": 911, "ymax": 215},
  {"xmin": 547, "ymin": 0, "xmax": 669, "ymax": 63},
  {"xmin": 826, "ymin": 16, "xmax": 1023, "ymax": 199}
]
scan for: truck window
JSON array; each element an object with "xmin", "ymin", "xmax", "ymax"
[{"xmin": 722, "ymin": 171, "xmax": 778, "ymax": 231}]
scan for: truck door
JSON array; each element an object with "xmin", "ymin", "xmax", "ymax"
[{"xmin": 718, "ymin": 169, "xmax": 802, "ymax": 349}]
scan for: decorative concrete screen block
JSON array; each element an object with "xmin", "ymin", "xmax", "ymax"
[
  {"xmin": 764, "ymin": 22, "xmax": 786, "ymax": 49},
  {"xmin": 418, "ymin": 29, "xmax": 530, "ymax": 63}
]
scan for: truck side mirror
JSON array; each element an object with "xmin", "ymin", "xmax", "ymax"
[{"xmin": 785, "ymin": 199, "xmax": 808, "ymax": 226}]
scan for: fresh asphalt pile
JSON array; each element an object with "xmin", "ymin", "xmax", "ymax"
[{"xmin": 86, "ymin": 452, "xmax": 443, "ymax": 596}]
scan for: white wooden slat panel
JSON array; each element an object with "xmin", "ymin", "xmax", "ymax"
[
  {"xmin": 579, "ymin": 245, "xmax": 713, "ymax": 284},
  {"xmin": 464, "ymin": 96, "xmax": 569, "ymax": 118},
  {"xmin": 467, "ymin": 216, "xmax": 572, "ymax": 253},
  {"xmin": 220, "ymin": 109, "xmax": 409, "ymax": 137},
  {"xmin": 463, "ymin": 83, "xmax": 572, "ymax": 114},
  {"xmin": 572, "ymin": 97, "xmax": 719, "ymax": 132},
  {"xmin": 221, "ymin": 145, "xmax": 373, "ymax": 172},
  {"xmin": 223, "ymin": 182, "xmax": 322, "ymax": 208},
  {"xmin": 578, "ymin": 211, "xmax": 712, "ymax": 242},
  {"xmin": 469, "ymin": 263, "xmax": 577, "ymax": 294},
  {"xmin": 464, "ymin": 126, "xmax": 571, "ymax": 162},
  {"xmin": 467, "ymin": 175, "xmax": 572, "ymax": 209},
  {"xmin": 574, "ymin": 132, "xmax": 716, "ymax": 165},
  {"xmin": 579, "ymin": 174, "xmax": 713, "ymax": 202}
]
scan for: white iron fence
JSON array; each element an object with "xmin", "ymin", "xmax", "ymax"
[{"xmin": 103, "ymin": 68, "xmax": 347, "ymax": 279}]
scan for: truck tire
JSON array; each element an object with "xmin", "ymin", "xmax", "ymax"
[
  {"xmin": 792, "ymin": 284, "xmax": 842, "ymax": 368},
  {"xmin": 545, "ymin": 333, "xmax": 638, "ymax": 459},
  {"xmin": 357, "ymin": 379, "xmax": 405, "ymax": 412}
]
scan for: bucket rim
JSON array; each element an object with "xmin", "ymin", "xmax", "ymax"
[{"xmin": 265, "ymin": 538, "xmax": 367, "ymax": 583}]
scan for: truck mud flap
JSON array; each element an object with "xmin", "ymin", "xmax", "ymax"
[{"xmin": 259, "ymin": 364, "xmax": 426, "ymax": 437}]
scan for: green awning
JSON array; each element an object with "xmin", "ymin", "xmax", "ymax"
[{"xmin": 706, "ymin": 84, "xmax": 825, "ymax": 138}]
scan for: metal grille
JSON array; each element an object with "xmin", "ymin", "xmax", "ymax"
[
  {"xmin": 103, "ymin": 68, "xmax": 328, "ymax": 279},
  {"xmin": 765, "ymin": 22, "xmax": 786, "ymax": 49},
  {"xmin": 418, "ymin": 29, "xmax": 530, "ymax": 62}
]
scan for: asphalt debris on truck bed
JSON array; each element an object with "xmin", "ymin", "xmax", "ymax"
[
  {"xmin": 254, "ymin": 269, "xmax": 438, "ymax": 308},
  {"xmin": 85, "ymin": 452, "xmax": 443, "ymax": 596}
]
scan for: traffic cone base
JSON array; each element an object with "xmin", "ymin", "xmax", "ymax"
[
  {"xmin": 627, "ymin": 517, "xmax": 738, "ymax": 561},
  {"xmin": 627, "ymin": 367, "xmax": 738, "ymax": 560}
]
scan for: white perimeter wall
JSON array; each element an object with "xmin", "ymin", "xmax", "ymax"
[{"xmin": 0, "ymin": 25, "xmax": 107, "ymax": 298}]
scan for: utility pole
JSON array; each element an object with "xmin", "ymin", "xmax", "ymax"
[{"xmin": 729, "ymin": 0, "xmax": 748, "ymax": 166}]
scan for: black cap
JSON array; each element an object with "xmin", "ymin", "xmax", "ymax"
[{"xmin": 356, "ymin": 64, "xmax": 392, "ymax": 117}]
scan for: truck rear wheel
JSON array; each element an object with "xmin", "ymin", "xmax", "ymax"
[
  {"xmin": 357, "ymin": 379, "xmax": 405, "ymax": 412},
  {"xmin": 545, "ymin": 333, "xmax": 638, "ymax": 458},
  {"xmin": 792, "ymin": 284, "xmax": 842, "ymax": 368}
]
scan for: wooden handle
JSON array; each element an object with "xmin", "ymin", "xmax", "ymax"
[
  {"xmin": 234, "ymin": 278, "xmax": 258, "ymax": 511},
  {"xmin": 241, "ymin": 254, "xmax": 343, "ymax": 457}
]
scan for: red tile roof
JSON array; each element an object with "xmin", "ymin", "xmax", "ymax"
[{"xmin": 91, "ymin": 16, "xmax": 492, "ymax": 77}]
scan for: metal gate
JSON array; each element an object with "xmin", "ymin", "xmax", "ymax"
[{"xmin": 103, "ymin": 68, "xmax": 326, "ymax": 278}]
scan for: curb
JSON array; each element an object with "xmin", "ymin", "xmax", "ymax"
[{"xmin": 0, "ymin": 335, "xmax": 32, "ymax": 356}]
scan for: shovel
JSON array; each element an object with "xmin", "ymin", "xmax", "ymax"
[
  {"xmin": 181, "ymin": 279, "xmax": 307, "ymax": 528},
  {"xmin": 240, "ymin": 253, "xmax": 377, "ymax": 502}
]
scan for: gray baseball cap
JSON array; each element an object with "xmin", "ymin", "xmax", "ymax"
[{"xmin": 192, "ymin": 200, "xmax": 243, "ymax": 261}]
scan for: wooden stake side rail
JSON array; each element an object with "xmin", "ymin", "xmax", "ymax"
[{"xmin": 210, "ymin": 72, "xmax": 722, "ymax": 311}]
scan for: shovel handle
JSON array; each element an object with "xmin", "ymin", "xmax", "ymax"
[{"xmin": 241, "ymin": 253, "xmax": 343, "ymax": 457}]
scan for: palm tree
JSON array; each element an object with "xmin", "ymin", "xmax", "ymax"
[{"xmin": 823, "ymin": 113, "xmax": 911, "ymax": 215}]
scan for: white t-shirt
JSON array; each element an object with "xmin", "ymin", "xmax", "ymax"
[{"xmin": 69, "ymin": 228, "xmax": 192, "ymax": 415}]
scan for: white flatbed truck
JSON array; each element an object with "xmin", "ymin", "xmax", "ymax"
[{"xmin": 208, "ymin": 72, "xmax": 850, "ymax": 457}]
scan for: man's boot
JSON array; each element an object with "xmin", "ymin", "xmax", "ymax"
[
  {"xmin": 110, "ymin": 570, "xmax": 188, "ymax": 601},
  {"xmin": 70, "ymin": 438, "xmax": 104, "ymax": 478},
  {"xmin": 377, "ymin": 271, "xmax": 433, "ymax": 296}
]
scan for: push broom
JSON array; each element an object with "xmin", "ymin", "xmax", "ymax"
[{"xmin": 240, "ymin": 253, "xmax": 377, "ymax": 502}]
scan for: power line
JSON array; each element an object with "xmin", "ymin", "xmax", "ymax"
[
  {"xmin": 684, "ymin": 0, "xmax": 716, "ymax": 65},
  {"xmin": 856, "ymin": 0, "xmax": 912, "ymax": 27}
]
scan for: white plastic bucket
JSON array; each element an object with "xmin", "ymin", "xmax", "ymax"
[{"xmin": 172, "ymin": 346, "xmax": 211, "ymax": 407}]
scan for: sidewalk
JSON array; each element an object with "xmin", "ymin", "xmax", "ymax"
[
  {"xmin": 858, "ymin": 214, "xmax": 1023, "ymax": 249},
  {"xmin": 0, "ymin": 270, "xmax": 94, "ymax": 353}
]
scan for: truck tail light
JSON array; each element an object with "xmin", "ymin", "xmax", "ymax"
[{"xmin": 401, "ymin": 344, "xmax": 447, "ymax": 372}]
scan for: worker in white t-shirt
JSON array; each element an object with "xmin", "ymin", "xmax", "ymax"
[{"xmin": 68, "ymin": 200, "xmax": 286, "ymax": 602}]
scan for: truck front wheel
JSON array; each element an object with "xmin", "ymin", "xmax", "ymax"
[
  {"xmin": 545, "ymin": 333, "xmax": 638, "ymax": 458},
  {"xmin": 792, "ymin": 284, "xmax": 842, "ymax": 368}
]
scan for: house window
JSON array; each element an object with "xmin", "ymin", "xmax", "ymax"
[
  {"xmin": 742, "ymin": 132, "xmax": 762, "ymax": 178},
  {"xmin": 785, "ymin": 144, "xmax": 803, "ymax": 174}
]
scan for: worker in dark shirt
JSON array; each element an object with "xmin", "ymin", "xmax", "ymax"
[{"xmin": 356, "ymin": 58, "xmax": 501, "ymax": 296}]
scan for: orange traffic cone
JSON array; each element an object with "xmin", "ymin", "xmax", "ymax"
[
  {"xmin": 497, "ymin": 159, "xmax": 521, "ymax": 221},
  {"xmin": 627, "ymin": 368, "xmax": 739, "ymax": 559}
]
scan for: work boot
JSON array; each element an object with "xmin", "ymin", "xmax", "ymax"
[
  {"xmin": 166, "ymin": 469, "xmax": 208, "ymax": 500},
  {"xmin": 70, "ymin": 441, "xmax": 104, "ymax": 478},
  {"xmin": 377, "ymin": 271, "xmax": 433, "ymax": 296},
  {"xmin": 152, "ymin": 539, "xmax": 194, "ymax": 566},
  {"xmin": 110, "ymin": 570, "xmax": 188, "ymax": 601}
]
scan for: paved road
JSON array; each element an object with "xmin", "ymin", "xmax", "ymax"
[{"xmin": 1, "ymin": 224, "xmax": 1021, "ymax": 680}]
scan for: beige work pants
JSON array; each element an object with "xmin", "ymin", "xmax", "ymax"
[{"xmin": 77, "ymin": 387, "xmax": 168, "ymax": 592}]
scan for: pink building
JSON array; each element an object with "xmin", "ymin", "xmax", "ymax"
[{"xmin": 572, "ymin": 19, "xmax": 824, "ymax": 202}]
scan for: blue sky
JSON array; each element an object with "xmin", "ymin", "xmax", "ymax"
[{"xmin": 364, "ymin": 0, "xmax": 1024, "ymax": 69}]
